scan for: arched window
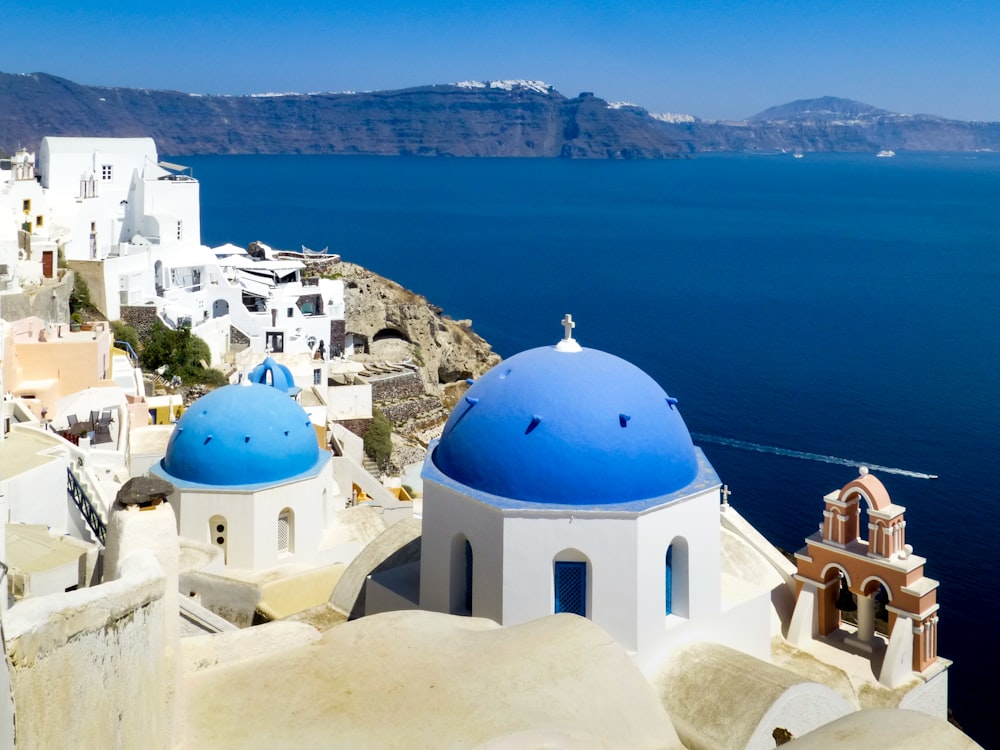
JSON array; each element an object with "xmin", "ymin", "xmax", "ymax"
[
  {"xmin": 664, "ymin": 537, "xmax": 689, "ymax": 619},
  {"xmin": 209, "ymin": 514, "xmax": 228, "ymax": 564},
  {"xmin": 665, "ymin": 546, "xmax": 673, "ymax": 615},
  {"xmin": 554, "ymin": 561, "xmax": 587, "ymax": 617},
  {"xmin": 464, "ymin": 540, "xmax": 473, "ymax": 612},
  {"xmin": 450, "ymin": 534, "xmax": 474, "ymax": 615},
  {"xmin": 278, "ymin": 508, "xmax": 294, "ymax": 553}
]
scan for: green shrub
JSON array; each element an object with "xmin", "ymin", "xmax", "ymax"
[
  {"xmin": 68, "ymin": 273, "xmax": 92, "ymax": 315},
  {"xmin": 110, "ymin": 320, "xmax": 140, "ymax": 354},
  {"xmin": 140, "ymin": 321, "xmax": 224, "ymax": 386}
]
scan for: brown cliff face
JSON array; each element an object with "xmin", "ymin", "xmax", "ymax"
[
  {"xmin": 0, "ymin": 73, "xmax": 683, "ymax": 158},
  {"xmin": 4, "ymin": 74, "xmax": 999, "ymax": 158},
  {"xmin": 335, "ymin": 261, "xmax": 500, "ymax": 395}
]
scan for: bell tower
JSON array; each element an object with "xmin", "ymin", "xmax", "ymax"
[{"xmin": 788, "ymin": 468, "xmax": 943, "ymax": 687}]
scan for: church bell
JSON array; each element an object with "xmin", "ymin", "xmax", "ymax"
[{"xmin": 834, "ymin": 582, "xmax": 857, "ymax": 612}]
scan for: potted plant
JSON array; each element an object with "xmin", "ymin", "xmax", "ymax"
[{"xmin": 70, "ymin": 312, "xmax": 82, "ymax": 332}]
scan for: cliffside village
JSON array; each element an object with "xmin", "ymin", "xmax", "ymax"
[{"xmin": 0, "ymin": 138, "xmax": 978, "ymax": 748}]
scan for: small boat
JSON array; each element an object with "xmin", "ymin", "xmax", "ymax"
[
  {"xmin": 876, "ymin": 150, "xmax": 896, "ymax": 158},
  {"xmin": 793, "ymin": 151, "xmax": 804, "ymax": 159}
]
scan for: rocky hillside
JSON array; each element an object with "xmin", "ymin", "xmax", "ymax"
[{"xmin": 332, "ymin": 260, "xmax": 500, "ymax": 397}]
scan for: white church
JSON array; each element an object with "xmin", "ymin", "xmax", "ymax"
[{"xmin": 408, "ymin": 315, "xmax": 742, "ymax": 665}]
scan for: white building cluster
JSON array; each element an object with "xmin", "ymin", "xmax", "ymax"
[{"xmin": 2, "ymin": 137, "xmax": 347, "ymax": 369}]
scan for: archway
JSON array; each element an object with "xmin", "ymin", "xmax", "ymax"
[
  {"xmin": 665, "ymin": 537, "xmax": 690, "ymax": 618},
  {"xmin": 553, "ymin": 549, "xmax": 591, "ymax": 618}
]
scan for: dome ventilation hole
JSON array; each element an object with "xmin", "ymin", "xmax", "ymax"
[{"xmin": 525, "ymin": 415, "xmax": 542, "ymax": 434}]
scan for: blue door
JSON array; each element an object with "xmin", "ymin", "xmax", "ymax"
[
  {"xmin": 554, "ymin": 561, "xmax": 586, "ymax": 616},
  {"xmin": 665, "ymin": 546, "xmax": 673, "ymax": 615}
]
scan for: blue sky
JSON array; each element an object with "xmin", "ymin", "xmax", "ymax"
[{"xmin": 4, "ymin": 0, "xmax": 1000, "ymax": 121}]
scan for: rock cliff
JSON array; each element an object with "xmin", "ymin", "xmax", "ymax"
[
  {"xmin": 0, "ymin": 73, "xmax": 682, "ymax": 158},
  {"xmin": 333, "ymin": 260, "xmax": 500, "ymax": 396},
  {"xmin": 4, "ymin": 73, "xmax": 999, "ymax": 157}
]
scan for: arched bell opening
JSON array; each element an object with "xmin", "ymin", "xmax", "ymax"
[{"xmin": 818, "ymin": 564, "xmax": 852, "ymax": 636}]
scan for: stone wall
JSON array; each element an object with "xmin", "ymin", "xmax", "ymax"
[
  {"xmin": 0, "ymin": 274, "xmax": 72, "ymax": 324},
  {"xmin": 380, "ymin": 397, "xmax": 444, "ymax": 427},
  {"xmin": 329, "ymin": 319, "xmax": 345, "ymax": 357},
  {"xmin": 336, "ymin": 418, "xmax": 372, "ymax": 440},
  {"xmin": 121, "ymin": 304, "xmax": 161, "ymax": 338},
  {"xmin": 370, "ymin": 371, "xmax": 424, "ymax": 402},
  {"xmin": 231, "ymin": 324, "xmax": 250, "ymax": 347}
]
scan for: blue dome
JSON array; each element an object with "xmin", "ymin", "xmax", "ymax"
[
  {"xmin": 161, "ymin": 384, "xmax": 321, "ymax": 486},
  {"xmin": 432, "ymin": 345, "xmax": 699, "ymax": 505},
  {"xmin": 248, "ymin": 356, "xmax": 301, "ymax": 396}
]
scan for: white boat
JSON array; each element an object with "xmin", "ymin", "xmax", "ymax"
[
  {"xmin": 793, "ymin": 151, "xmax": 804, "ymax": 159},
  {"xmin": 876, "ymin": 150, "xmax": 896, "ymax": 158}
]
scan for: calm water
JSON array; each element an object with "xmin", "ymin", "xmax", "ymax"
[{"xmin": 180, "ymin": 152, "xmax": 1000, "ymax": 745}]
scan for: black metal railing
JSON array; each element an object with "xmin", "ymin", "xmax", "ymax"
[{"xmin": 67, "ymin": 467, "xmax": 107, "ymax": 545}]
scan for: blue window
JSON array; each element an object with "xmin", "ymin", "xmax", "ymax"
[
  {"xmin": 554, "ymin": 561, "xmax": 586, "ymax": 616},
  {"xmin": 665, "ymin": 546, "xmax": 673, "ymax": 615},
  {"xmin": 464, "ymin": 540, "xmax": 473, "ymax": 612}
]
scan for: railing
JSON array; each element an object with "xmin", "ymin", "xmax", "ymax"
[
  {"xmin": 115, "ymin": 340, "xmax": 139, "ymax": 365},
  {"xmin": 67, "ymin": 467, "xmax": 107, "ymax": 545}
]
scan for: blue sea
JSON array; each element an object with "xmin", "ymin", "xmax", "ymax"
[{"xmin": 179, "ymin": 152, "xmax": 1000, "ymax": 746}]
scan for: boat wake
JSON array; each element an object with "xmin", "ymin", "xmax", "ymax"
[{"xmin": 692, "ymin": 433, "xmax": 938, "ymax": 480}]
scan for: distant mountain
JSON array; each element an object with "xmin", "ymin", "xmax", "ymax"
[
  {"xmin": 2, "ymin": 74, "xmax": 999, "ymax": 157},
  {"xmin": 748, "ymin": 96, "xmax": 892, "ymax": 122},
  {"xmin": 652, "ymin": 96, "xmax": 1000, "ymax": 154}
]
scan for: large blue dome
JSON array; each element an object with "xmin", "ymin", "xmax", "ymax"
[
  {"xmin": 432, "ymin": 345, "xmax": 699, "ymax": 505},
  {"xmin": 160, "ymin": 384, "xmax": 322, "ymax": 486}
]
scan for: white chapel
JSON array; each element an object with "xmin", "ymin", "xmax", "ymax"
[{"xmin": 369, "ymin": 315, "xmax": 773, "ymax": 667}]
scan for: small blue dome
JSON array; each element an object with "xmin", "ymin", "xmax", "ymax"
[
  {"xmin": 161, "ymin": 384, "xmax": 321, "ymax": 486},
  {"xmin": 248, "ymin": 356, "xmax": 301, "ymax": 396},
  {"xmin": 432, "ymin": 345, "xmax": 698, "ymax": 505}
]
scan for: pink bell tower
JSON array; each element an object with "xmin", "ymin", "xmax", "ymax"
[{"xmin": 788, "ymin": 468, "xmax": 944, "ymax": 687}]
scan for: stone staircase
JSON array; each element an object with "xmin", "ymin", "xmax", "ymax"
[{"xmin": 362, "ymin": 455, "xmax": 381, "ymax": 476}]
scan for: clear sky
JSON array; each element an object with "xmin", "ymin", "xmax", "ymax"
[{"xmin": 4, "ymin": 0, "xmax": 1000, "ymax": 122}]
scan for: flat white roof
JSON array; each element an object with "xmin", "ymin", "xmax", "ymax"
[{"xmin": 41, "ymin": 136, "xmax": 157, "ymax": 155}]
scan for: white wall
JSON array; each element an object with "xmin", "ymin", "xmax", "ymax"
[
  {"xmin": 101, "ymin": 252, "xmax": 154, "ymax": 320},
  {"xmin": 419, "ymin": 481, "xmax": 504, "ymax": 619},
  {"xmin": 634, "ymin": 488, "xmax": 722, "ymax": 657},
  {"xmin": 327, "ymin": 382, "xmax": 372, "ymax": 420},
  {"xmin": 125, "ymin": 170, "xmax": 201, "ymax": 246},
  {"xmin": 503, "ymin": 514, "xmax": 639, "ymax": 648},
  {"xmin": 421, "ymin": 468, "xmax": 735, "ymax": 665},
  {"xmin": 39, "ymin": 137, "xmax": 155, "ymax": 194},
  {"xmin": 4, "ymin": 450, "xmax": 72, "ymax": 532},
  {"xmin": 192, "ymin": 316, "xmax": 232, "ymax": 368},
  {"xmin": 3, "ymin": 550, "xmax": 169, "ymax": 749},
  {"xmin": 172, "ymin": 461, "xmax": 336, "ymax": 570}
]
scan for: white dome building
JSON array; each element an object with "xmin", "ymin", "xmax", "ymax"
[
  {"xmin": 415, "ymin": 317, "xmax": 755, "ymax": 667},
  {"xmin": 151, "ymin": 379, "xmax": 337, "ymax": 570}
]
